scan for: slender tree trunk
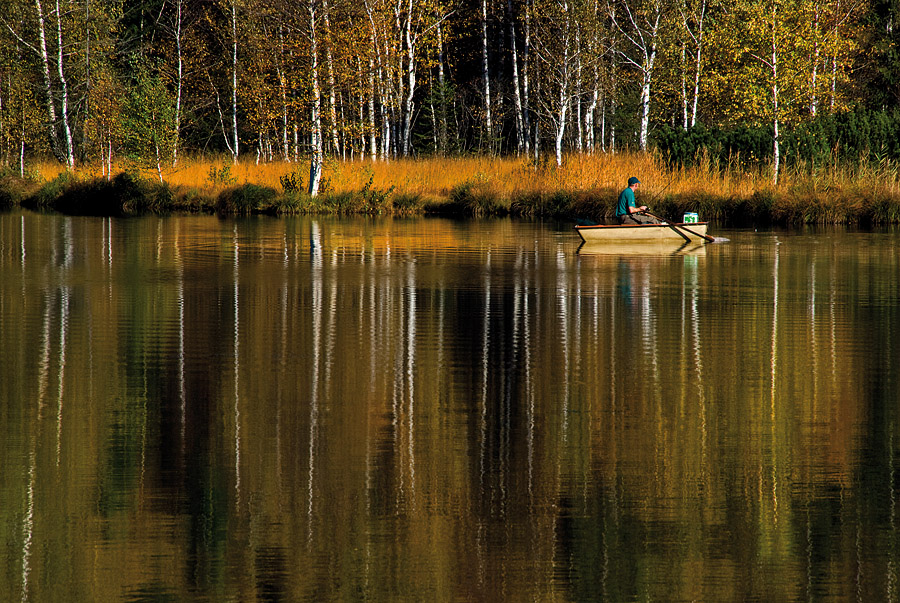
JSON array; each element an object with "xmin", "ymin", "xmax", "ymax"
[
  {"xmin": 690, "ymin": 1, "xmax": 705, "ymax": 127},
  {"xmin": 682, "ymin": 0, "xmax": 706, "ymax": 129},
  {"xmin": 278, "ymin": 27, "xmax": 290, "ymax": 160},
  {"xmin": 173, "ymin": 0, "xmax": 183, "ymax": 166},
  {"xmin": 523, "ymin": 0, "xmax": 532, "ymax": 155},
  {"xmin": 323, "ymin": 0, "xmax": 340, "ymax": 155},
  {"xmin": 554, "ymin": 0, "xmax": 571, "ymax": 166},
  {"xmin": 154, "ymin": 135, "xmax": 164, "ymax": 183},
  {"xmin": 771, "ymin": 12, "xmax": 780, "ymax": 185},
  {"xmin": 507, "ymin": 0, "xmax": 526, "ymax": 153},
  {"xmin": 681, "ymin": 44, "xmax": 689, "ymax": 129},
  {"xmin": 830, "ymin": 49, "xmax": 837, "ymax": 111},
  {"xmin": 0, "ymin": 75, "xmax": 4, "ymax": 164},
  {"xmin": 429, "ymin": 71, "xmax": 437, "ymax": 151},
  {"xmin": 369, "ymin": 53, "xmax": 378, "ymax": 157},
  {"xmin": 610, "ymin": 68, "xmax": 616, "ymax": 153},
  {"xmin": 402, "ymin": 0, "xmax": 415, "ymax": 156},
  {"xmin": 638, "ymin": 11, "xmax": 659, "ymax": 151},
  {"xmin": 83, "ymin": 0, "xmax": 90, "ymax": 163},
  {"xmin": 34, "ymin": 0, "xmax": 62, "ymax": 162},
  {"xmin": 230, "ymin": 0, "xmax": 239, "ymax": 163},
  {"xmin": 54, "ymin": 0, "xmax": 73, "ymax": 168},
  {"xmin": 437, "ymin": 23, "xmax": 448, "ymax": 153},
  {"xmin": 481, "ymin": 0, "xmax": 492, "ymax": 152},
  {"xmin": 586, "ymin": 63, "xmax": 598, "ymax": 152},
  {"xmin": 600, "ymin": 93, "xmax": 606, "ymax": 151},
  {"xmin": 810, "ymin": 0, "xmax": 820, "ymax": 115},
  {"xmin": 308, "ymin": 1, "xmax": 324, "ymax": 196},
  {"xmin": 575, "ymin": 24, "xmax": 583, "ymax": 152}
]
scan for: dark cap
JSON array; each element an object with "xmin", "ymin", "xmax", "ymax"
[{"xmin": 628, "ymin": 176, "xmax": 641, "ymax": 186}]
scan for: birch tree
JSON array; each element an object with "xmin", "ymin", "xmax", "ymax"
[
  {"xmin": 507, "ymin": 0, "xmax": 529, "ymax": 153},
  {"xmin": 481, "ymin": 0, "xmax": 492, "ymax": 152},
  {"xmin": 229, "ymin": 0, "xmax": 239, "ymax": 162},
  {"xmin": 740, "ymin": 0, "xmax": 806, "ymax": 183},
  {"xmin": 679, "ymin": 0, "xmax": 706, "ymax": 128},
  {"xmin": 308, "ymin": 0, "xmax": 324, "ymax": 195},
  {"xmin": 608, "ymin": 0, "xmax": 664, "ymax": 150},
  {"xmin": 532, "ymin": 0, "xmax": 577, "ymax": 165}
]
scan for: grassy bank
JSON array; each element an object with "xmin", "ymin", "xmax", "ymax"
[{"xmin": 4, "ymin": 152, "xmax": 900, "ymax": 225}]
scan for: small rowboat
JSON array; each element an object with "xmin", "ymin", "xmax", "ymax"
[{"xmin": 575, "ymin": 221, "xmax": 711, "ymax": 244}]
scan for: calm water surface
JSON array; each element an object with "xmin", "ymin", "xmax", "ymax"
[{"xmin": 1, "ymin": 212, "xmax": 898, "ymax": 601}]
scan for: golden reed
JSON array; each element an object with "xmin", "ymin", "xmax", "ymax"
[{"xmin": 29, "ymin": 151, "xmax": 900, "ymax": 222}]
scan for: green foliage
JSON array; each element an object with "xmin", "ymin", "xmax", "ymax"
[
  {"xmin": 279, "ymin": 170, "xmax": 303, "ymax": 194},
  {"xmin": 444, "ymin": 173, "xmax": 506, "ymax": 216},
  {"xmin": 654, "ymin": 109, "xmax": 900, "ymax": 168},
  {"xmin": 24, "ymin": 171, "xmax": 175, "ymax": 216},
  {"xmin": 217, "ymin": 184, "xmax": 278, "ymax": 214},
  {"xmin": 25, "ymin": 171, "xmax": 76, "ymax": 209},
  {"xmin": 391, "ymin": 192, "xmax": 422, "ymax": 212},
  {"xmin": 208, "ymin": 164, "xmax": 236, "ymax": 186},
  {"xmin": 122, "ymin": 60, "xmax": 177, "ymax": 173},
  {"xmin": 358, "ymin": 174, "xmax": 394, "ymax": 212}
]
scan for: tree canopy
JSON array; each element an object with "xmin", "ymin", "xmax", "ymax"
[{"xmin": 0, "ymin": 0, "xmax": 895, "ymax": 173}]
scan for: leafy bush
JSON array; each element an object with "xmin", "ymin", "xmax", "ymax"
[
  {"xmin": 207, "ymin": 164, "xmax": 236, "ymax": 186},
  {"xmin": 217, "ymin": 184, "xmax": 277, "ymax": 214},
  {"xmin": 280, "ymin": 170, "xmax": 303, "ymax": 194},
  {"xmin": 654, "ymin": 108, "xmax": 900, "ymax": 168}
]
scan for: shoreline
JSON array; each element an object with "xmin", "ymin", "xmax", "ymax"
[{"xmin": 3, "ymin": 156, "xmax": 899, "ymax": 226}]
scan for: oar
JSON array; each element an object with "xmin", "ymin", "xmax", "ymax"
[
  {"xmin": 633, "ymin": 209, "xmax": 691, "ymax": 242},
  {"xmin": 644, "ymin": 211, "xmax": 715, "ymax": 243}
]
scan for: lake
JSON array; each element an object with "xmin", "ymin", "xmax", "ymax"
[{"xmin": 1, "ymin": 212, "xmax": 898, "ymax": 601}]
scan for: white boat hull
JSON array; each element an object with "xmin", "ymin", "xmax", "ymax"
[{"xmin": 575, "ymin": 222, "xmax": 710, "ymax": 243}]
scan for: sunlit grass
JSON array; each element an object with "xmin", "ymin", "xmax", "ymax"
[{"xmin": 22, "ymin": 150, "xmax": 900, "ymax": 223}]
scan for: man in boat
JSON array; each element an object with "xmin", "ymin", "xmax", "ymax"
[{"xmin": 616, "ymin": 177, "xmax": 661, "ymax": 224}]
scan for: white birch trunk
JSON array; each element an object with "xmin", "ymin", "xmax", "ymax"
[
  {"xmin": 523, "ymin": 0, "xmax": 532, "ymax": 154},
  {"xmin": 54, "ymin": 0, "xmax": 74, "ymax": 168},
  {"xmin": 323, "ymin": 0, "xmax": 340, "ymax": 155},
  {"xmin": 437, "ymin": 23, "xmax": 448, "ymax": 153},
  {"xmin": 575, "ymin": 25, "xmax": 583, "ymax": 152},
  {"xmin": 638, "ymin": 11, "xmax": 659, "ymax": 151},
  {"xmin": 278, "ymin": 27, "xmax": 290, "ymax": 160},
  {"xmin": 154, "ymin": 136, "xmax": 164, "ymax": 183},
  {"xmin": 507, "ymin": 0, "xmax": 526, "ymax": 153},
  {"xmin": 690, "ymin": 1, "xmax": 704, "ymax": 127},
  {"xmin": 681, "ymin": 0, "xmax": 706, "ymax": 129},
  {"xmin": 771, "ymin": 13, "xmax": 780, "ymax": 185},
  {"xmin": 554, "ymin": 0, "xmax": 571, "ymax": 167},
  {"xmin": 810, "ymin": 0, "xmax": 819, "ymax": 116},
  {"xmin": 402, "ymin": 0, "xmax": 415, "ymax": 156},
  {"xmin": 173, "ymin": 0, "xmax": 183, "ymax": 166},
  {"xmin": 586, "ymin": 63, "xmax": 598, "ymax": 152},
  {"xmin": 369, "ymin": 53, "xmax": 378, "ymax": 157},
  {"xmin": 230, "ymin": 0, "xmax": 239, "ymax": 163},
  {"xmin": 393, "ymin": 0, "xmax": 404, "ymax": 158},
  {"xmin": 610, "ymin": 0, "xmax": 661, "ymax": 150},
  {"xmin": 481, "ymin": 0, "xmax": 492, "ymax": 151},
  {"xmin": 681, "ymin": 44, "xmax": 689, "ymax": 129},
  {"xmin": 308, "ymin": 2, "xmax": 324, "ymax": 196},
  {"xmin": 34, "ymin": 0, "xmax": 62, "ymax": 162}
]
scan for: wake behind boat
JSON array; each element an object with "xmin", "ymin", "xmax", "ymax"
[{"xmin": 574, "ymin": 221, "xmax": 711, "ymax": 244}]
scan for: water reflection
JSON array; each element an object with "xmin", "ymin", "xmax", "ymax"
[{"xmin": 0, "ymin": 215, "xmax": 899, "ymax": 601}]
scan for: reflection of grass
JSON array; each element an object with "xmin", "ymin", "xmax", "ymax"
[{"xmin": 14, "ymin": 152, "xmax": 900, "ymax": 224}]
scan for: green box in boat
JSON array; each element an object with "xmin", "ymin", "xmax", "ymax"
[{"xmin": 683, "ymin": 212, "xmax": 699, "ymax": 223}]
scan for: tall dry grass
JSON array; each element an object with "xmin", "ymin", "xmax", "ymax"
[{"xmin": 25, "ymin": 150, "xmax": 900, "ymax": 222}]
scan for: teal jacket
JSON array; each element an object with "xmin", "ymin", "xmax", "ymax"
[{"xmin": 616, "ymin": 187, "xmax": 636, "ymax": 216}]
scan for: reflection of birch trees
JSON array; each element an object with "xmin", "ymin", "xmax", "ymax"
[{"xmin": 5, "ymin": 216, "xmax": 900, "ymax": 600}]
